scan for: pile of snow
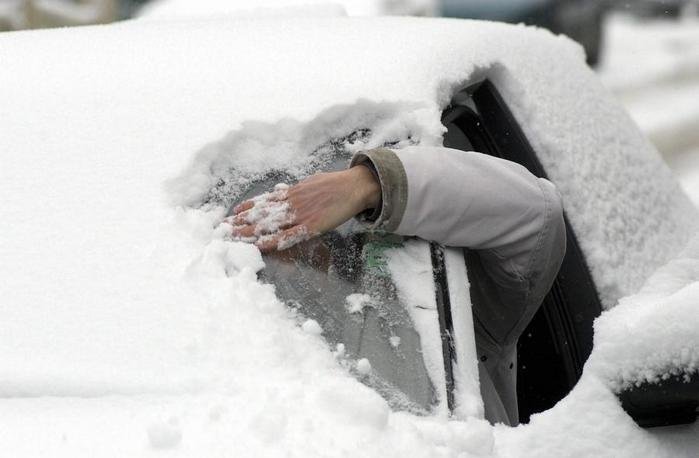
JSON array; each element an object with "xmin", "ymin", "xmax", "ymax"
[
  {"xmin": 345, "ymin": 293, "xmax": 374, "ymax": 313},
  {"xmin": 1, "ymin": 14, "xmax": 698, "ymax": 456},
  {"xmin": 589, "ymin": 234, "xmax": 699, "ymax": 391}
]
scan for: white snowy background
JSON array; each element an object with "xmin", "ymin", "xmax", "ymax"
[{"xmin": 598, "ymin": 12, "xmax": 699, "ymax": 206}]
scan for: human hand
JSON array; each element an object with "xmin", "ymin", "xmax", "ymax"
[{"xmin": 226, "ymin": 166, "xmax": 381, "ymax": 252}]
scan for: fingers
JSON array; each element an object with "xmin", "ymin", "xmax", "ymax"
[
  {"xmin": 233, "ymin": 186, "xmax": 289, "ymax": 215},
  {"xmin": 224, "ymin": 182, "xmax": 314, "ymax": 252},
  {"xmin": 227, "ymin": 209, "xmax": 254, "ymax": 226},
  {"xmin": 225, "ymin": 189, "xmax": 295, "ymax": 241},
  {"xmin": 230, "ymin": 225, "xmax": 256, "ymax": 239},
  {"xmin": 233, "ymin": 199, "xmax": 254, "ymax": 214},
  {"xmin": 255, "ymin": 225, "xmax": 312, "ymax": 253},
  {"xmin": 229, "ymin": 217, "xmax": 295, "ymax": 239},
  {"xmin": 227, "ymin": 202, "xmax": 294, "ymax": 231}
]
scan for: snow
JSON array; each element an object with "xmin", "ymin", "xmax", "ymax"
[
  {"xmin": 619, "ymin": 82, "xmax": 699, "ymax": 155},
  {"xmin": 138, "ymin": 0, "xmax": 436, "ymax": 19},
  {"xmin": 384, "ymin": 239, "xmax": 447, "ymax": 414},
  {"xmin": 147, "ymin": 418, "xmax": 183, "ymax": 449},
  {"xmin": 588, "ymin": 235, "xmax": 699, "ymax": 391},
  {"xmin": 0, "ymin": 13, "xmax": 698, "ymax": 457},
  {"xmin": 598, "ymin": 13, "xmax": 699, "ymax": 94},
  {"xmin": 357, "ymin": 358, "xmax": 372, "ymax": 375},
  {"xmin": 302, "ymin": 319, "xmax": 324, "ymax": 335},
  {"xmin": 444, "ymin": 247, "xmax": 483, "ymax": 420},
  {"xmin": 345, "ymin": 293, "xmax": 374, "ymax": 313},
  {"xmin": 595, "ymin": 16, "xmax": 699, "ymax": 390},
  {"xmin": 667, "ymin": 148, "xmax": 699, "ymax": 206},
  {"xmin": 494, "ymin": 375, "xmax": 699, "ymax": 458},
  {"xmin": 139, "ymin": 0, "xmax": 349, "ymax": 19},
  {"xmin": 230, "ymin": 191, "xmax": 293, "ymax": 236},
  {"xmin": 598, "ymin": 13, "xmax": 699, "ymax": 159}
]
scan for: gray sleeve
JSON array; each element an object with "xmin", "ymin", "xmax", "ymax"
[{"xmin": 350, "ymin": 145, "xmax": 566, "ymax": 294}]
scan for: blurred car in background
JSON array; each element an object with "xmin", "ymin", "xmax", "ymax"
[
  {"xmin": 620, "ymin": 0, "xmax": 699, "ymax": 17},
  {"xmin": 439, "ymin": 0, "xmax": 607, "ymax": 65},
  {"xmin": 0, "ymin": 0, "xmax": 119, "ymax": 31}
]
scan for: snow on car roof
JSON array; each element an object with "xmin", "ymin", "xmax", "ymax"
[
  {"xmin": 139, "ymin": 0, "xmax": 349, "ymax": 20},
  {"xmin": 0, "ymin": 15, "xmax": 697, "ymax": 456},
  {"xmin": 137, "ymin": 0, "xmax": 422, "ymax": 19}
]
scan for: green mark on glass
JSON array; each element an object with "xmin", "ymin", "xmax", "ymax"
[{"xmin": 362, "ymin": 234, "xmax": 404, "ymax": 278}]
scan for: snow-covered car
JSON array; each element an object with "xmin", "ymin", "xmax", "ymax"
[
  {"xmin": 0, "ymin": 11, "xmax": 698, "ymax": 457},
  {"xmin": 619, "ymin": 0, "xmax": 698, "ymax": 18}
]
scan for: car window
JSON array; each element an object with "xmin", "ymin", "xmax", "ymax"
[{"xmin": 228, "ymin": 154, "xmax": 440, "ymax": 415}]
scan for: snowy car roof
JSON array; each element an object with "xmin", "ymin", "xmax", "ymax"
[
  {"xmin": 0, "ymin": 15, "xmax": 698, "ymax": 456},
  {"xmin": 138, "ymin": 0, "xmax": 435, "ymax": 19},
  {"xmin": 138, "ymin": 0, "xmax": 348, "ymax": 20}
]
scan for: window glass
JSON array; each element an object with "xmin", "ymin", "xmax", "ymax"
[{"xmin": 230, "ymin": 164, "xmax": 438, "ymax": 414}]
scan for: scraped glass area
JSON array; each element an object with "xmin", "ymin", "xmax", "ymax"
[{"xmin": 229, "ymin": 170, "xmax": 437, "ymax": 414}]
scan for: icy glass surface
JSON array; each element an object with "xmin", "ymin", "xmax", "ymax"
[{"xmin": 229, "ymin": 168, "xmax": 437, "ymax": 414}]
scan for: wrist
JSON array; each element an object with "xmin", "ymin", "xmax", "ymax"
[{"xmin": 348, "ymin": 165, "xmax": 381, "ymax": 212}]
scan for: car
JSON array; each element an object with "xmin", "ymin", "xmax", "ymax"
[
  {"xmin": 0, "ymin": 0, "xmax": 118, "ymax": 31},
  {"xmin": 439, "ymin": 0, "xmax": 607, "ymax": 66},
  {"xmin": 615, "ymin": 0, "xmax": 698, "ymax": 18},
  {"xmin": 0, "ymin": 10, "xmax": 697, "ymax": 456}
]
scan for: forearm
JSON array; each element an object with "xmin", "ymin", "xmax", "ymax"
[{"xmin": 351, "ymin": 146, "xmax": 565, "ymax": 283}]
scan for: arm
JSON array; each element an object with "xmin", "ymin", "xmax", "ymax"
[
  {"xmin": 228, "ymin": 145, "xmax": 565, "ymax": 294},
  {"xmin": 228, "ymin": 164, "xmax": 380, "ymax": 251},
  {"xmin": 357, "ymin": 146, "xmax": 566, "ymax": 349},
  {"xmin": 352, "ymin": 146, "xmax": 566, "ymax": 287}
]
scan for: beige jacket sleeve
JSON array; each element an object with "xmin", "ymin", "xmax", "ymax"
[
  {"xmin": 350, "ymin": 146, "xmax": 566, "ymax": 290},
  {"xmin": 351, "ymin": 146, "xmax": 567, "ymax": 427}
]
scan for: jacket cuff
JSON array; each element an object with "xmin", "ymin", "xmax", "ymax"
[{"xmin": 350, "ymin": 148, "xmax": 408, "ymax": 232}]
